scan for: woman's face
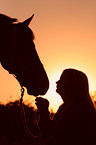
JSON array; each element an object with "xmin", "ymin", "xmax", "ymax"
[
  {"xmin": 56, "ymin": 69, "xmax": 89, "ymax": 102},
  {"xmin": 56, "ymin": 79, "xmax": 63, "ymax": 95},
  {"xmin": 56, "ymin": 73, "xmax": 69, "ymax": 98}
]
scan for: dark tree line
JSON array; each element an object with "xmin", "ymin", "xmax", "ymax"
[
  {"xmin": 0, "ymin": 100, "xmax": 41, "ymax": 145},
  {"xmin": 0, "ymin": 99, "xmax": 95, "ymax": 145}
]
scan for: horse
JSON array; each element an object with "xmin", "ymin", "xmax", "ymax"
[{"xmin": 0, "ymin": 13, "xmax": 49, "ymax": 96}]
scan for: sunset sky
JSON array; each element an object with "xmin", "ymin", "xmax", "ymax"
[{"xmin": 0, "ymin": 0, "xmax": 96, "ymax": 112}]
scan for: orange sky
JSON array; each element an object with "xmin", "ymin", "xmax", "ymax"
[{"xmin": 0, "ymin": 0, "xmax": 96, "ymax": 112}]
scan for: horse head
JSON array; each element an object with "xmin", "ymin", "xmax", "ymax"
[{"xmin": 0, "ymin": 14, "xmax": 49, "ymax": 96}]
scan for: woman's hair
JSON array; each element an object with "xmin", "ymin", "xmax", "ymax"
[{"xmin": 61, "ymin": 68, "xmax": 95, "ymax": 110}]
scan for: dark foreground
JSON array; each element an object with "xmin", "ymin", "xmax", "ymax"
[{"xmin": 0, "ymin": 101, "xmax": 42, "ymax": 145}]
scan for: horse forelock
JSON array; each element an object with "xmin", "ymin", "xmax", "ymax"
[
  {"xmin": 27, "ymin": 27, "xmax": 35, "ymax": 41},
  {"xmin": 14, "ymin": 22, "xmax": 35, "ymax": 41}
]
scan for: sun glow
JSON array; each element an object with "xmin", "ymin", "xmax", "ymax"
[
  {"xmin": 44, "ymin": 68, "xmax": 96, "ymax": 112},
  {"xmin": 0, "ymin": 0, "xmax": 95, "ymax": 113},
  {"xmin": 44, "ymin": 69, "xmax": 63, "ymax": 112}
]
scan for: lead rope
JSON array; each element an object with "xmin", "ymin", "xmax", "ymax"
[{"xmin": 20, "ymin": 87, "xmax": 41, "ymax": 140}]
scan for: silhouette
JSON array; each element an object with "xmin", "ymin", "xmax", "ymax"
[
  {"xmin": 36, "ymin": 68, "xmax": 96, "ymax": 145},
  {"xmin": 20, "ymin": 88, "xmax": 41, "ymax": 140},
  {"xmin": 0, "ymin": 101, "xmax": 41, "ymax": 145},
  {"xmin": 0, "ymin": 13, "xmax": 49, "ymax": 96}
]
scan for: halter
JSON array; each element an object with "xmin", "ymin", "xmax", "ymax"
[
  {"xmin": 10, "ymin": 25, "xmax": 42, "ymax": 139},
  {"xmin": 20, "ymin": 87, "xmax": 41, "ymax": 139}
]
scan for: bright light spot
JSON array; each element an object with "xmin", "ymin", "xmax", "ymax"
[
  {"xmin": 45, "ymin": 69, "xmax": 63, "ymax": 113},
  {"xmin": 84, "ymin": 71, "xmax": 96, "ymax": 92}
]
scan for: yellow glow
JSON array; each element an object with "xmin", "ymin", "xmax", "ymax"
[
  {"xmin": 0, "ymin": 0, "xmax": 96, "ymax": 112},
  {"xmin": 44, "ymin": 67, "xmax": 96, "ymax": 112},
  {"xmin": 45, "ymin": 69, "xmax": 63, "ymax": 112}
]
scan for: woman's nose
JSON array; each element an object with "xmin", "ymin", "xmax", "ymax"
[{"xmin": 56, "ymin": 80, "xmax": 60, "ymax": 84}]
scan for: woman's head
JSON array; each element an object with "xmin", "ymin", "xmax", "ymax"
[{"xmin": 56, "ymin": 68, "xmax": 89, "ymax": 101}]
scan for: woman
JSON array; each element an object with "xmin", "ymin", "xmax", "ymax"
[{"xmin": 36, "ymin": 68, "xmax": 96, "ymax": 145}]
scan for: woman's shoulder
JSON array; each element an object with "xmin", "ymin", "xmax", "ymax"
[{"xmin": 54, "ymin": 99, "xmax": 96, "ymax": 123}]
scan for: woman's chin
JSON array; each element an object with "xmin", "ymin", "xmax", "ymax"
[
  {"xmin": 56, "ymin": 88, "xmax": 58, "ymax": 92},
  {"xmin": 56, "ymin": 88, "xmax": 59, "ymax": 94}
]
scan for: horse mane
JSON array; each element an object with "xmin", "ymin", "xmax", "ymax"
[{"xmin": 0, "ymin": 13, "xmax": 17, "ymax": 24}]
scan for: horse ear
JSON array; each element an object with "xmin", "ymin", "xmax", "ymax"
[{"xmin": 22, "ymin": 14, "xmax": 34, "ymax": 26}]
